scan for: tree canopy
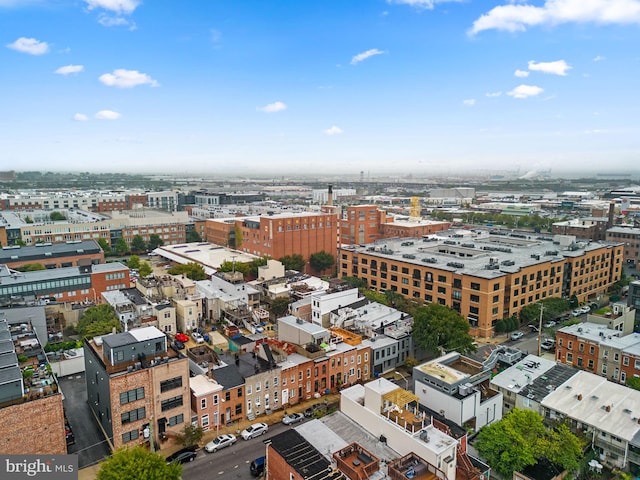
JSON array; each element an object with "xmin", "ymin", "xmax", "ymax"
[
  {"xmin": 167, "ymin": 262, "xmax": 206, "ymax": 280},
  {"xmin": 131, "ymin": 235, "xmax": 147, "ymax": 253},
  {"xmin": 270, "ymin": 296, "xmax": 292, "ymax": 318},
  {"xmin": 279, "ymin": 254, "xmax": 306, "ymax": 272},
  {"xmin": 127, "ymin": 255, "xmax": 141, "ymax": 270},
  {"xmin": 14, "ymin": 263, "xmax": 46, "ymax": 272},
  {"xmin": 475, "ymin": 409, "xmax": 584, "ymax": 478},
  {"xmin": 50, "ymin": 211, "xmax": 66, "ymax": 221},
  {"xmin": 97, "ymin": 446, "xmax": 181, "ymax": 480},
  {"xmin": 77, "ymin": 304, "xmax": 121, "ymax": 339},
  {"xmin": 186, "ymin": 229, "xmax": 202, "ymax": 243},
  {"xmin": 97, "ymin": 237, "xmax": 112, "ymax": 255},
  {"xmin": 309, "ymin": 251, "xmax": 335, "ymax": 273},
  {"xmin": 115, "ymin": 238, "xmax": 129, "ymax": 255},
  {"xmin": 148, "ymin": 234, "xmax": 164, "ymax": 250},
  {"xmin": 175, "ymin": 424, "xmax": 203, "ymax": 448},
  {"xmin": 139, "ymin": 261, "xmax": 153, "ymax": 278},
  {"xmin": 519, "ymin": 297, "xmax": 570, "ymax": 324},
  {"xmin": 412, "ymin": 303, "xmax": 476, "ymax": 355}
]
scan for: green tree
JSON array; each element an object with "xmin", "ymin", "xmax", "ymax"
[
  {"xmin": 270, "ymin": 296, "xmax": 292, "ymax": 318},
  {"xmin": 475, "ymin": 409, "xmax": 583, "ymax": 478},
  {"xmin": 131, "ymin": 235, "xmax": 147, "ymax": 253},
  {"xmin": 139, "ymin": 261, "xmax": 153, "ymax": 278},
  {"xmin": 15, "ymin": 239, "xmax": 27, "ymax": 246},
  {"xmin": 97, "ymin": 237, "xmax": 112, "ymax": 255},
  {"xmin": 175, "ymin": 424, "xmax": 203, "ymax": 448},
  {"xmin": 50, "ymin": 211, "xmax": 66, "ymax": 221},
  {"xmin": 309, "ymin": 251, "xmax": 335, "ymax": 273},
  {"xmin": 24, "ymin": 215, "xmax": 34, "ymax": 224},
  {"xmin": 186, "ymin": 229, "xmax": 202, "ymax": 243},
  {"xmin": 627, "ymin": 376, "xmax": 640, "ymax": 391},
  {"xmin": 128, "ymin": 255, "xmax": 141, "ymax": 270},
  {"xmin": 250, "ymin": 257, "xmax": 269, "ymax": 279},
  {"xmin": 77, "ymin": 304, "xmax": 121, "ymax": 339},
  {"xmin": 148, "ymin": 234, "xmax": 164, "ymax": 250},
  {"xmin": 167, "ymin": 262, "xmax": 206, "ymax": 280},
  {"xmin": 342, "ymin": 276, "xmax": 368, "ymax": 289},
  {"xmin": 97, "ymin": 446, "xmax": 181, "ymax": 480},
  {"xmin": 14, "ymin": 263, "xmax": 46, "ymax": 272},
  {"xmin": 279, "ymin": 254, "xmax": 306, "ymax": 272},
  {"xmin": 115, "ymin": 238, "xmax": 129, "ymax": 255},
  {"xmin": 412, "ymin": 304, "xmax": 476, "ymax": 355},
  {"xmin": 233, "ymin": 225, "xmax": 243, "ymax": 248},
  {"xmin": 218, "ymin": 260, "xmax": 250, "ymax": 276}
]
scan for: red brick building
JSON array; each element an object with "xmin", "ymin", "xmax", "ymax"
[{"xmin": 205, "ymin": 212, "xmax": 338, "ymax": 270}]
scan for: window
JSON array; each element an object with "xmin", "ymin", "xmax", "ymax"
[
  {"xmin": 160, "ymin": 377, "xmax": 182, "ymax": 392},
  {"xmin": 161, "ymin": 395, "xmax": 183, "ymax": 412},
  {"xmin": 247, "ymin": 385, "xmax": 252, "ymax": 395},
  {"xmin": 168, "ymin": 414, "xmax": 184, "ymax": 426},
  {"xmin": 201, "ymin": 398, "xmax": 207, "ymax": 409},
  {"xmin": 120, "ymin": 387, "xmax": 144, "ymax": 405},
  {"xmin": 471, "ymin": 282, "xmax": 480, "ymax": 291},
  {"xmin": 623, "ymin": 356, "xmax": 629, "ymax": 366},
  {"xmin": 438, "ymin": 275, "xmax": 446, "ymax": 282},
  {"xmin": 225, "ymin": 391, "xmax": 230, "ymax": 402},
  {"xmin": 121, "ymin": 407, "xmax": 145, "ymax": 425},
  {"xmin": 122, "ymin": 429, "xmax": 139, "ymax": 443},
  {"xmin": 202, "ymin": 414, "xmax": 209, "ymax": 430},
  {"xmin": 256, "ymin": 382, "xmax": 261, "ymax": 392}
]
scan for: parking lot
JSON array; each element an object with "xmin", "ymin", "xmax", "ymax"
[{"xmin": 59, "ymin": 372, "xmax": 111, "ymax": 469}]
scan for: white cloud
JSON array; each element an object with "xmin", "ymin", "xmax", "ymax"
[
  {"xmin": 324, "ymin": 126, "xmax": 344, "ymax": 135},
  {"xmin": 386, "ymin": 0, "xmax": 463, "ymax": 9},
  {"xmin": 7, "ymin": 37, "xmax": 49, "ymax": 55},
  {"xmin": 514, "ymin": 69, "xmax": 529, "ymax": 77},
  {"xmin": 528, "ymin": 59, "xmax": 571, "ymax": 76},
  {"xmin": 257, "ymin": 101, "xmax": 287, "ymax": 113},
  {"xmin": 55, "ymin": 64, "xmax": 84, "ymax": 75},
  {"xmin": 84, "ymin": 0, "xmax": 140, "ymax": 14},
  {"xmin": 470, "ymin": 0, "xmax": 640, "ymax": 35},
  {"xmin": 486, "ymin": 91, "xmax": 502, "ymax": 97},
  {"xmin": 507, "ymin": 84, "xmax": 544, "ymax": 99},
  {"xmin": 73, "ymin": 113, "xmax": 88, "ymax": 121},
  {"xmin": 593, "ymin": 55, "xmax": 605, "ymax": 62},
  {"xmin": 351, "ymin": 48, "xmax": 386, "ymax": 65},
  {"xmin": 98, "ymin": 14, "xmax": 135, "ymax": 29},
  {"xmin": 99, "ymin": 69, "xmax": 159, "ymax": 88},
  {"xmin": 95, "ymin": 110, "xmax": 121, "ymax": 120},
  {"xmin": 463, "ymin": 99, "xmax": 476, "ymax": 106}
]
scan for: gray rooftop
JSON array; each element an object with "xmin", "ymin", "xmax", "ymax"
[
  {"xmin": 0, "ymin": 240, "xmax": 101, "ymax": 263},
  {"xmin": 341, "ymin": 231, "xmax": 621, "ymax": 280}
]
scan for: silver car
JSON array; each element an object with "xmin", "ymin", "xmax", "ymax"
[
  {"xmin": 240, "ymin": 422, "xmax": 268, "ymax": 440},
  {"xmin": 282, "ymin": 413, "xmax": 304, "ymax": 425},
  {"xmin": 204, "ymin": 434, "xmax": 237, "ymax": 453}
]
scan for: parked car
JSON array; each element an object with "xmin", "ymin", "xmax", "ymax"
[
  {"xmin": 282, "ymin": 412, "xmax": 305, "ymax": 425},
  {"xmin": 510, "ymin": 331, "xmax": 524, "ymax": 341},
  {"xmin": 65, "ymin": 420, "xmax": 75, "ymax": 446},
  {"xmin": 175, "ymin": 333, "xmax": 189, "ymax": 343},
  {"xmin": 172, "ymin": 340, "xmax": 185, "ymax": 350},
  {"xmin": 543, "ymin": 320, "xmax": 556, "ymax": 328},
  {"xmin": 571, "ymin": 309, "xmax": 582, "ymax": 317},
  {"xmin": 166, "ymin": 446, "xmax": 197, "ymax": 464},
  {"xmin": 580, "ymin": 305, "xmax": 592, "ymax": 314},
  {"xmin": 304, "ymin": 403, "xmax": 328, "ymax": 418},
  {"xmin": 250, "ymin": 456, "xmax": 265, "ymax": 477},
  {"xmin": 541, "ymin": 339, "xmax": 556, "ymax": 351},
  {"xmin": 191, "ymin": 331, "xmax": 204, "ymax": 344},
  {"xmin": 204, "ymin": 434, "xmax": 237, "ymax": 453},
  {"xmin": 241, "ymin": 422, "xmax": 268, "ymax": 440}
]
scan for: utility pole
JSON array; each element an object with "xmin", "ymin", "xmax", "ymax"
[{"xmin": 537, "ymin": 303, "xmax": 544, "ymax": 357}]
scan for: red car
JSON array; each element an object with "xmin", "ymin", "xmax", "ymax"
[{"xmin": 175, "ymin": 333, "xmax": 189, "ymax": 343}]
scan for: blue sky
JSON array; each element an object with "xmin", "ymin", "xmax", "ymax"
[{"xmin": 2, "ymin": 0, "xmax": 640, "ymax": 177}]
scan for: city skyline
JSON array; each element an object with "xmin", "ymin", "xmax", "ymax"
[{"xmin": 2, "ymin": 0, "xmax": 640, "ymax": 176}]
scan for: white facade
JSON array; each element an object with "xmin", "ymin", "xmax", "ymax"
[{"xmin": 340, "ymin": 379, "xmax": 458, "ymax": 480}]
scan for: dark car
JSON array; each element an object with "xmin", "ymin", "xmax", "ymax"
[
  {"xmin": 304, "ymin": 403, "xmax": 328, "ymax": 418},
  {"xmin": 166, "ymin": 446, "xmax": 197, "ymax": 464},
  {"xmin": 65, "ymin": 420, "xmax": 75, "ymax": 446},
  {"xmin": 172, "ymin": 340, "xmax": 185, "ymax": 350},
  {"xmin": 250, "ymin": 456, "xmax": 265, "ymax": 477}
]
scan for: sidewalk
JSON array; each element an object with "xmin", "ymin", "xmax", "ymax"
[{"xmin": 78, "ymin": 392, "xmax": 341, "ymax": 480}]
